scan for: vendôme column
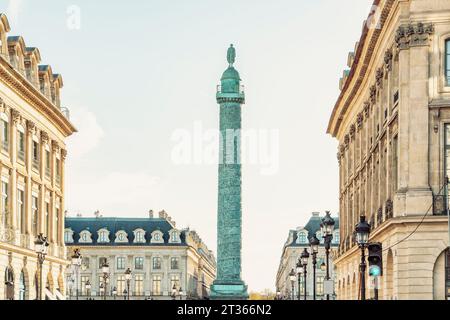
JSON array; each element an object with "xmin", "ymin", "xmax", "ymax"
[{"xmin": 210, "ymin": 45, "xmax": 248, "ymax": 300}]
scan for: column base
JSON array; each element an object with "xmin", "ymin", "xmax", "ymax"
[{"xmin": 210, "ymin": 281, "xmax": 249, "ymax": 300}]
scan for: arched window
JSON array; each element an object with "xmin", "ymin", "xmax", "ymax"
[
  {"xmin": 79, "ymin": 230, "xmax": 92, "ymax": 243},
  {"xmin": 64, "ymin": 228, "xmax": 74, "ymax": 243},
  {"xmin": 446, "ymin": 39, "xmax": 450, "ymax": 86},
  {"xmin": 115, "ymin": 230, "xmax": 128, "ymax": 243},
  {"xmin": 151, "ymin": 230, "xmax": 164, "ymax": 244},
  {"xmin": 97, "ymin": 229, "xmax": 110, "ymax": 243},
  {"xmin": 169, "ymin": 229, "xmax": 180, "ymax": 243},
  {"xmin": 297, "ymin": 231, "xmax": 307, "ymax": 244},
  {"xmin": 133, "ymin": 229, "xmax": 146, "ymax": 244},
  {"xmin": 5, "ymin": 267, "xmax": 14, "ymax": 300}
]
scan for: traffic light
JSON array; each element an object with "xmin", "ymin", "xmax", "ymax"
[{"xmin": 368, "ymin": 242, "xmax": 383, "ymax": 277}]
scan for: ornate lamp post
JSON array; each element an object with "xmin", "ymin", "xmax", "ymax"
[
  {"xmin": 295, "ymin": 260, "xmax": 303, "ymax": 300},
  {"xmin": 112, "ymin": 287, "xmax": 117, "ymax": 300},
  {"xmin": 85, "ymin": 280, "xmax": 91, "ymax": 299},
  {"xmin": 71, "ymin": 249, "xmax": 82, "ymax": 300},
  {"xmin": 309, "ymin": 235, "xmax": 320, "ymax": 300},
  {"xmin": 171, "ymin": 284, "xmax": 177, "ymax": 300},
  {"xmin": 300, "ymin": 249, "xmax": 309, "ymax": 301},
  {"xmin": 179, "ymin": 288, "xmax": 184, "ymax": 300},
  {"xmin": 34, "ymin": 233, "xmax": 49, "ymax": 300},
  {"xmin": 355, "ymin": 216, "xmax": 371, "ymax": 301},
  {"xmin": 125, "ymin": 268, "xmax": 132, "ymax": 300},
  {"xmin": 321, "ymin": 211, "xmax": 335, "ymax": 300},
  {"xmin": 101, "ymin": 261, "xmax": 109, "ymax": 301},
  {"xmin": 288, "ymin": 269, "xmax": 296, "ymax": 300}
]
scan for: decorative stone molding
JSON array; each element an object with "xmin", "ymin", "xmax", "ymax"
[
  {"xmin": 11, "ymin": 108, "xmax": 20, "ymax": 123},
  {"xmin": 51, "ymin": 140, "xmax": 60, "ymax": 152},
  {"xmin": 26, "ymin": 119, "xmax": 36, "ymax": 133},
  {"xmin": 376, "ymin": 68, "xmax": 384, "ymax": 87},
  {"xmin": 357, "ymin": 113, "xmax": 363, "ymax": 129},
  {"xmin": 340, "ymin": 145, "xmax": 345, "ymax": 157},
  {"xmin": 385, "ymin": 199, "xmax": 393, "ymax": 219},
  {"xmin": 363, "ymin": 101, "xmax": 370, "ymax": 118},
  {"xmin": 40, "ymin": 131, "xmax": 49, "ymax": 144},
  {"xmin": 349, "ymin": 124, "xmax": 356, "ymax": 139},
  {"xmin": 395, "ymin": 22, "xmax": 434, "ymax": 50},
  {"xmin": 61, "ymin": 149, "xmax": 67, "ymax": 161},
  {"xmin": 369, "ymin": 85, "xmax": 377, "ymax": 104},
  {"xmin": 384, "ymin": 49, "xmax": 393, "ymax": 71},
  {"xmin": 344, "ymin": 134, "xmax": 350, "ymax": 149}
]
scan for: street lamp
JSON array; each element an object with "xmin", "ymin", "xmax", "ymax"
[
  {"xmin": 123, "ymin": 289, "xmax": 128, "ymax": 300},
  {"xmin": 309, "ymin": 234, "xmax": 320, "ymax": 300},
  {"xmin": 321, "ymin": 211, "xmax": 335, "ymax": 300},
  {"xmin": 288, "ymin": 269, "xmax": 296, "ymax": 301},
  {"xmin": 179, "ymin": 288, "xmax": 184, "ymax": 300},
  {"xmin": 125, "ymin": 268, "xmax": 132, "ymax": 300},
  {"xmin": 171, "ymin": 284, "xmax": 177, "ymax": 300},
  {"xmin": 71, "ymin": 249, "xmax": 82, "ymax": 300},
  {"xmin": 99, "ymin": 283, "xmax": 105, "ymax": 299},
  {"xmin": 34, "ymin": 233, "xmax": 49, "ymax": 300},
  {"xmin": 295, "ymin": 260, "xmax": 303, "ymax": 300},
  {"xmin": 85, "ymin": 280, "xmax": 91, "ymax": 299},
  {"xmin": 101, "ymin": 260, "xmax": 109, "ymax": 301},
  {"xmin": 112, "ymin": 287, "xmax": 117, "ymax": 300},
  {"xmin": 300, "ymin": 248, "xmax": 309, "ymax": 301},
  {"xmin": 355, "ymin": 215, "xmax": 371, "ymax": 301}
]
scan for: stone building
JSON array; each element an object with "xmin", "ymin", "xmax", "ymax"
[
  {"xmin": 0, "ymin": 13, "xmax": 76, "ymax": 300},
  {"xmin": 327, "ymin": 0, "xmax": 450, "ymax": 300},
  {"xmin": 275, "ymin": 212, "xmax": 339, "ymax": 300},
  {"xmin": 64, "ymin": 211, "xmax": 216, "ymax": 300}
]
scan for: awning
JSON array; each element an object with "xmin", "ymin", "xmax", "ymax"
[{"xmin": 45, "ymin": 289, "xmax": 56, "ymax": 300}]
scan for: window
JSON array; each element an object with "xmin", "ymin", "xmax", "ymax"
[
  {"xmin": 116, "ymin": 275, "xmax": 125, "ymax": 296},
  {"xmin": 17, "ymin": 131, "xmax": 25, "ymax": 161},
  {"xmin": 446, "ymin": 39, "xmax": 450, "ymax": 86},
  {"xmin": 135, "ymin": 257, "xmax": 144, "ymax": 270},
  {"xmin": 64, "ymin": 229, "xmax": 74, "ymax": 243},
  {"xmin": 55, "ymin": 158, "xmax": 61, "ymax": 185},
  {"xmin": 317, "ymin": 276, "xmax": 325, "ymax": 296},
  {"xmin": 151, "ymin": 231, "xmax": 164, "ymax": 243},
  {"xmin": 115, "ymin": 231, "xmax": 128, "ymax": 243},
  {"xmin": 333, "ymin": 231, "xmax": 340, "ymax": 244},
  {"xmin": 135, "ymin": 275, "xmax": 144, "ymax": 296},
  {"xmin": 171, "ymin": 257, "xmax": 179, "ymax": 270},
  {"xmin": 134, "ymin": 230, "xmax": 145, "ymax": 243},
  {"xmin": 152, "ymin": 275, "xmax": 162, "ymax": 295},
  {"xmin": 98, "ymin": 257, "xmax": 107, "ymax": 269},
  {"xmin": 98, "ymin": 229, "xmax": 109, "ymax": 243},
  {"xmin": 16, "ymin": 189, "xmax": 24, "ymax": 233},
  {"xmin": 45, "ymin": 150, "xmax": 51, "ymax": 178},
  {"xmin": 170, "ymin": 275, "xmax": 180, "ymax": 291},
  {"xmin": 82, "ymin": 257, "xmax": 90, "ymax": 269},
  {"xmin": 80, "ymin": 230, "xmax": 92, "ymax": 243},
  {"xmin": 32, "ymin": 141, "xmax": 39, "ymax": 170},
  {"xmin": 55, "ymin": 203, "xmax": 61, "ymax": 243},
  {"xmin": 153, "ymin": 257, "xmax": 162, "ymax": 270},
  {"xmin": 81, "ymin": 276, "xmax": 90, "ymax": 295},
  {"xmin": 45, "ymin": 201, "xmax": 50, "ymax": 238},
  {"xmin": 1, "ymin": 181, "xmax": 9, "ymax": 226},
  {"xmin": 297, "ymin": 232, "xmax": 307, "ymax": 244},
  {"xmin": 1, "ymin": 119, "xmax": 9, "ymax": 152},
  {"xmin": 116, "ymin": 257, "xmax": 126, "ymax": 270},
  {"xmin": 170, "ymin": 230, "xmax": 179, "ymax": 243},
  {"xmin": 32, "ymin": 196, "xmax": 38, "ymax": 236}
]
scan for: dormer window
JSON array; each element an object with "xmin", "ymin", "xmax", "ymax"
[
  {"xmin": 151, "ymin": 230, "xmax": 164, "ymax": 244},
  {"xmin": 316, "ymin": 231, "xmax": 324, "ymax": 244},
  {"xmin": 97, "ymin": 229, "xmax": 110, "ymax": 243},
  {"xmin": 79, "ymin": 230, "xmax": 92, "ymax": 244},
  {"xmin": 64, "ymin": 228, "xmax": 74, "ymax": 243},
  {"xmin": 333, "ymin": 231, "xmax": 340, "ymax": 244},
  {"xmin": 115, "ymin": 231, "xmax": 128, "ymax": 244},
  {"xmin": 169, "ymin": 229, "xmax": 181, "ymax": 244},
  {"xmin": 296, "ymin": 231, "xmax": 308, "ymax": 244},
  {"xmin": 133, "ymin": 229, "xmax": 146, "ymax": 244}
]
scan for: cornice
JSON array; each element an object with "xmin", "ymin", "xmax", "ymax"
[
  {"xmin": 0, "ymin": 57, "xmax": 77, "ymax": 137},
  {"xmin": 327, "ymin": 0, "xmax": 395, "ymax": 138}
]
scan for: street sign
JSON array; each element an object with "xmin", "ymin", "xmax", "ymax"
[{"xmin": 324, "ymin": 280, "xmax": 334, "ymax": 295}]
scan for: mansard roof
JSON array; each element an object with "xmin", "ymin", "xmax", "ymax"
[
  {"xmin": 286, "ymin": 213, "xmax": 340, "ymax": 248},
  {"xmin": 65, "ymin": 217, "xmax": 186, "ymax": 246}
]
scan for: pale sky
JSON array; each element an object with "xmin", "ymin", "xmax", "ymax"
[{"xmin": 1, "ymin": 0, "xmax": 374, "ymax": 292}]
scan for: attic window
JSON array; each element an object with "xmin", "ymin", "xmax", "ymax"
[
  {"xmin": 296, "ymin": 231, "xmax": 307, "ymax": 244},
  {"xmin": 151, "ymin": 230, "xmax": 164, "ymax": 244}
]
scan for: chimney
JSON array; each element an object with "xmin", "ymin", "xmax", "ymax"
[
  {"xmin": 159, "ymin": 210, "xmax": 167, "ymax": 219},
  {"xmin": 149, "ymin": 210, "xmax": 154, "ymax": 219},
  {"xmin": 312, "ymin": 212, "xmax": 320, "ymax": 217}
]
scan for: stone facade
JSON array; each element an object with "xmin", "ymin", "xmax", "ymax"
[
  {"xmin": 327, "ymin": 0, "xmax": 450, "ymax": 300},
  {"xmin": 0, "ymin": 13, "xmax": 76, "ymax": 300},
  {"xmin": 276, "ymin": 212, "xmax": 340, "ymax": 300},
  {"xmin": 65, "ymin": 211, "xmax": 216, "ymax": 300}
]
